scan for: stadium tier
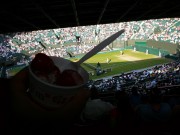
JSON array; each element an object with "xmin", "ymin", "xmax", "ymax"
[
  {"xmin": 0, "ymin": 18, "xmax": 180, "ymax": 79},
  {"xmin": 1, "ymin": 18, "xmax": 180, "ymax": 135}
]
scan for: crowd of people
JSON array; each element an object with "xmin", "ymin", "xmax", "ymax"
[
  {"xmin": 90, "ymin": 59, "xmax": 180, "ymax": 94},
  {"xmin": 72, "ymin": 59, "xmax": 180, "ymax": 135},
  {"xmin": 0, "ymin": 18, "xmax": 180, "ymax": 78},
  {"xmin": 0, "ymin": 18, "xmax": 179, "ymax": 58}
]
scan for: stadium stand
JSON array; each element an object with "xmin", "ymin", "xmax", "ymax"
[{"xmin": 1, "ymin": 18, "xmax": 180, "ymax": 135}]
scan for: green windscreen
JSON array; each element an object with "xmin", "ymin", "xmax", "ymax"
[{"xmin": 135, "ymin": 41, "xmax": 147, "ymax": 46}]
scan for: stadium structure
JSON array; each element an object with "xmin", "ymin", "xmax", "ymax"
[
  {"xmin": 1, "ymin": 17, "xmax": 180, "ymax": 103},
  {"xmin": 1, "ymin": 18, "xmax": 180, "ymax": 79},
  {"xmin": 1, "ymin": 0, "xmax": 180, "ymax": 134}
]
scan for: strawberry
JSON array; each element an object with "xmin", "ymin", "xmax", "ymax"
[
  {"xmin": 31, "ymin": 53, "xmax": 55, "ymax": 73},
  {"xmin": 31, "ymin": 53, "xmax": 83, "ymax": 87},
  {"xmin": 58, "ymin": 69, "xmax": 84, "ymax": 86},
  {"xmin": 35, "ymin": 71, "xmax": 50, "ymax": 83},
  {"xmin": 48, "ymin": 65, "xmax": 61, "ymax": 84}
]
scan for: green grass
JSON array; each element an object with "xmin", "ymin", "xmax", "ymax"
[
  {"xmin": 78, "ymin": 50, "xmax": 173, "ymax": 80},
  {"xmin": 7, "ymin": 49, "xmax": 173, "ymax": 80},
  {"xmin": 6, "ymin": 65, "xmax": 26, "ymax": 77}
]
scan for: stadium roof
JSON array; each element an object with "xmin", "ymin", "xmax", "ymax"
[{"xmin": 0, "ymin": 0, "xmax": 180, "ymax": 34}]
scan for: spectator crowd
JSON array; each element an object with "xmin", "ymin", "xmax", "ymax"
[
  {"xmin": 1, "ymin": 17, "xmax": 180, "ymax": 135},
  {"xmin": 0, "ymin": 18, "xmax": 180, "ymax": 78}
]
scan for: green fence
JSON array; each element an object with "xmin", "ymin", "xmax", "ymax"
[
  {"xmin": 125, "ymin": 46, "xmax": 133, "ymax": 50},
  {"xmin": 134, "ymin": 45, "xmax": 170, "ymax": 56},
  {"xmin": 135, "ymin": 41, "xmax": 147, "ymax": 46}
]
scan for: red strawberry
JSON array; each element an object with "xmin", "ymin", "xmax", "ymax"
[
  {"xmin": 35, "ymin": 71, "xmax": 50, "ymax": 83},
  {"xmin": 57, "ymin": 69, "xmax": 84, "ymax": 86},
  {"xmin": 48, "ymin": 65, "xmax": 61, "ymax": 84},
  {"xmin": 31, "ymin": 53, "xmax": 55, "ymax": 73}
]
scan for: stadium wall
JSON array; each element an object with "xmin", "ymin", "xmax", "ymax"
[
  {"xmin": 111, "ymin": 40, "xmax": 125, "ymax": 48},
  {"xmin": 124, "ymin": 39, "xmax": 178, "ymax": 55},
  {"xmin": 147, "ymin": 40, "xmax": 178, "ymax": 55},
  {"xmin": 127, "ymin": 39, "xmax": 147, "ymax": 46}
]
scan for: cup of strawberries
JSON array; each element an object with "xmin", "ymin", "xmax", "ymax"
[{"xmin": 28, "ymin": 53, "xmax": 89, "ymax": 109}]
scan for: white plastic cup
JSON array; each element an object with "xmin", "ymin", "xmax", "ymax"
[{"xmin": 28, "ymin": 56, "xmax": 89, "ymax": 109}]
